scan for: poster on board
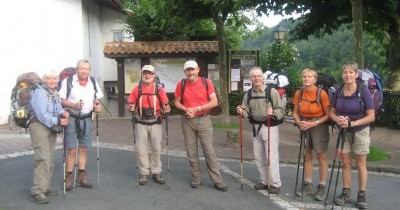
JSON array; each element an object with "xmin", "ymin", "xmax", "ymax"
[
  {"xmin": 124, "ymin": 58, "xmax": 141, "ymax": 94},
  {"xmin": 151, "ymin": 58, "xmax": 186, "ymax": 92}
]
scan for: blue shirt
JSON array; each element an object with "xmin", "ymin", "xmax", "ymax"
[{"xmin": 30, "ymin": 84, "xmax": 65, "ymax": 128}]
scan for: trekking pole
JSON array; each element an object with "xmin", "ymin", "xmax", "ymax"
[
  {"xmin": 266, "ymin": 106, "xmax": 271, "ymax": 198},
  {"xmin": 165, "ymin": 112, "xmax": 171, "ymax": 190},
  {"xmin": 239, "ymin": 112, "xmax": 244, "ymax": 191},
  {"xmin": 73, "ymin": 99, "xmax": 82, "ymax": 190},
  {"xmin": 294, "ymin": 130, "xmax": 305, "ymax": 199},
  {"xmin": 300, "ymin": 131, "xmax": 307, "ymax": 201},
  {"xmin": 131, "ymin": 111, "xmax": 139, "ymax": 188},
  {"xmin": 62, "ymin": 126, "xmax": 66, "ymax": 195},
  {"xmin": 324, "ymin": 128, "xmax": 344, "ymax": 206},
  {"xmin": 267, "ymin": 116, "xmax": 271, "ymax": 198},
  {"xmin": 331, "ymin": 128, "xmax": 346, "ymax": 210},
  {"xmin": 96, "ymin": 112, "xmax": 100, "ymax": 186}
]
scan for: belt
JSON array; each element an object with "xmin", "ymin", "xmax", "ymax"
[{"xmin": 194, "ymin": 114, "xmax": 208, "ymax": 118}]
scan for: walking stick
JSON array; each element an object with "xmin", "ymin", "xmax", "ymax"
[
  {"xmin": 165, "ymin": 112, "xmax": 171, "ymax": 189},
  {"xmin": 331, "ymin": 129, "xmax": 346, "ymax": 210},
  {"xmin": 300, "ymin": 131, "xmax": 307, "ymax": 200},
  {"xmin": 294, "ymin": 130, "xmax": 305, "ymax": 199},
  {"xmin": 62, "ymin": 127, "xmax": 66, "ymax": 195},
  {"xmin": 267, "ymin": 108, "xmax": 271, "ymax": 198},
  {"xmin": 96, "ymin": 112, "xmax": 100, "ymax": 186},
  {"xmin": 73, "ymin": 99, "xmax": 82, "ymax": 190},
  {"xmin": 324, "ymin": 128, "xmax": 344, "ymax": 206},
  {"xmin": 131, "ymin": 111, "xmax": 139, "ymax": 188},
  {"xmin": 239, "ymin": 112, "xmax": 244, "ymax": 191}
]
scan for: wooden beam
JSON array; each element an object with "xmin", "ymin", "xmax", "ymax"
[{"xmin": 116, "ymin": 58, "xmax": 125, "ymax": 117}]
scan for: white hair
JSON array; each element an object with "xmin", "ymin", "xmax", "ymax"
[
  {"xmin": 249, "ymin": 67, "xmax": 263, "ymax": 78},
  {"xmin": 42, "ymin": 69, "xmax": 59, "ymax": 81}
]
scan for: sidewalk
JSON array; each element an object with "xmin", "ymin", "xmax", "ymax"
[{"xmin": 1, "ymin": 115, "xmax": 399, "ymax": 174}]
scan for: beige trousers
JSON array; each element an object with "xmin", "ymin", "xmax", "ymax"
[
  {"xmin": 29, "ymin": 121, "xmax": 57, "ymax": 195},
  {"xmin": 135, "ymin": 122, "xmax": 163, "ymax": 175},
  {"xmin": 181, "ymin": 115, "xmax": 224, "ymax": 185}
]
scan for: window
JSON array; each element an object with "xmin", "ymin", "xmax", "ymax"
[{"xmin": 113, "ymin": 30, "xmax": 123, "ymax": 42}]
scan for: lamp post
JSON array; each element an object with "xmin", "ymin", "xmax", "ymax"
[{"xmin": 273, "ymin": 26, "xmax": 286, "ymax": 73}]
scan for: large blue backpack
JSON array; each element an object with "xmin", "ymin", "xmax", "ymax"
[{"xmin": 357, "ymin": 69, "xmax": 384, "ymax": 114}]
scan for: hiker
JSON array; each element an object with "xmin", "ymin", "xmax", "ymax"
[
  {"xmin": 174, "ymin": 60, "xmax": 227, "ymax": 191},
  {"xmin": 292, "ymin": 68, "xmax": 331, "ymax": 200},
  {"xmin": 29, "ymin": 70, "xmax": 69, "ymax": 204},
  {"xmin": 59, "ymin": 59, "xmax": 103, "ymax": 190},
  {"xmin": 330, "ymin": 62, "xmax": 375, "ymax": 209},
  {"xmin": 127, "ymin": 65, "xmax": 171, "ymax": 185},
  {"xmin": 236, "ymin": 67, "xmax": 285, "ymax": 194}
]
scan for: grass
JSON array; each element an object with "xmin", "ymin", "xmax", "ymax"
[
  {"xmin": 212, "ymin": 123, "xmax": 239, "ymax": 129},
  {"xmin": 367, "ymin": 145, "xmax": 389, "ymax": 161}
]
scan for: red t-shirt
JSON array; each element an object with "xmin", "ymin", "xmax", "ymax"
[
  {"xmin": 127, "ymin": 83, "xmax": 169, "ymax": 116},
  {"xmin": 174, "ymin": 77, "xmax": 214, "ymax": 116}
]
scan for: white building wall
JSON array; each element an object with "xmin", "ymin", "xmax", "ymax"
[{"xmin": 0, "ymin": 0, "xmax": 127, "ymax": 124}]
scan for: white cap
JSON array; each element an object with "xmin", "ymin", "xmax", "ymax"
[
  {"xmin": 184, "ymin": 60, "xmax": 198, "ymax": 70},
  {"xmin": 141, "ymin": 65, "xmax": 155, "ymax": 72}
]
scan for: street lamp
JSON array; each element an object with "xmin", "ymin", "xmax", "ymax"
[
  {"xmin": 274, "ymin": 26, "xmax": 286, "ymax": 41},
  {"xmin": 273, "ymin": 26, "xmax": 286, "ymax": 73}
]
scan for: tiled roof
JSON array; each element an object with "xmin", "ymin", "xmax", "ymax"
[{"xmin": 104, "ymin": 41, "xmax": 219, "ymax": 57}]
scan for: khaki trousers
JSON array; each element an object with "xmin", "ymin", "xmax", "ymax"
[
  {"xmin": 135, "ymin": 123, "xmax": 163, "ymax": 175},
  {"xmin": 29, "ymin": 121, "xmax": 57, "ymax": 195},
  {"xmin": 253, "ymin": 124, "xmax": 281, "ymax": 188},
  {"xmin": 181, "ymin": 115, "xmax": 224, "ymax": 184}
]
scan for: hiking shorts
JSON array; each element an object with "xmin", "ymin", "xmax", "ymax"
[
  {"xmin": 306, "ymin": 123, "xmax": 330, "ymax": 153},
  {"xmin": 342, "ymin": 126, "xmax": 370, "ymax": 155},
  {"xmin": 65, "ymin": 116, "xmax": 93, "ymax": 149}
]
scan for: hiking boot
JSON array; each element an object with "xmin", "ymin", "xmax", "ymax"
[
  {"xmin": 45, "ymin": 189, "xmax": 58, "ymax": 196},
  {"xmin": 254, "ymin": 183, "xmax": 268, "ymax": 190},
  {"xmin": 139, "ymin": 175, "xmax": 148, "ymax": 185},
  {"xmin": 65, "ymin": 172, "xmax": 73, "ymax": 191},
  {"xmin": 214, "ymin": 182, "xmax": 227, "ymax": 192},
  {"xmin": 357, "ymin": 191, "xmax": 368, "ymax": 209},
  {"xmin": 334, "ymin": 188, "xmax": 351, "ymax": 206},
  {"xmin": 296, "ymin": 181, "xmax": 313, "ymax": 197},
  {"xmin": 268, "ymin": 186, "xmax": 280, "ymax": 194},
  {"xmin": 31, "ymin": 193, "xmax": 49, "ymax": 204},
  {"xmin": 191, "ymin": 181, "xmax": 202, "ymax": 188},
  {"xmin": 314, "ymin": 184, "xmax": 326, "ymax": 201},
  {"xmin": 152, "ymin": 174, "xmax": 165, "ymax": 185},
  {"xmin": 76, "ymin": 170, "xmax": 93, "ymax": 188}
]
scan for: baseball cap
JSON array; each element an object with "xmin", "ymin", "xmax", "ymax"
[
  {"xmin": 184, "ymin": 60, "xmax": 198, "ymax": 70},
  {"xmin": 141, "ymin": 65, "xmax": 155, "ymax": 72}
]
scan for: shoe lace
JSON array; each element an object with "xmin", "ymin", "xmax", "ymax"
[{"xmin": 358, "ymin": 192, "xmax": 366, "ymax": 202}]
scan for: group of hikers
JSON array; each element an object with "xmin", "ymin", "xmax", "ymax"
[{"xmin": 27, "ymin": 59, "xmax": 373, "ymax": 209}]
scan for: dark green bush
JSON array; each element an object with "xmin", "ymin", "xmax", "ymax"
[{"xmin": 377, "ymin": 90, "xmax": 400, "ymax": 129}]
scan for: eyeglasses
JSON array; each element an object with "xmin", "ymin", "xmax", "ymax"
[{"xmin": 143, "ymin": 71, "xmax": 155, "ymax": 75}]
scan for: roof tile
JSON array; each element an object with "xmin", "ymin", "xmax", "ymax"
[{"xmin": 104, "ymin": 41, "xmax": 218, "ymax": 57}]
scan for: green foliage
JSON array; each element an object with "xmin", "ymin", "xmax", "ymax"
[
  {"xmin": 377, "ymin": 90, "xmax": 400, "ymax": 129},
  {"xmin": 213, "ymin": 123, "xmax": 239, "ymax": 129},
  {"xmin": 228, "ymin": 92, "xmax": 245, "ymax": 114},
  {"xmin": 367, "ymin": 145, "xmax": 388, "ymax": 161}
]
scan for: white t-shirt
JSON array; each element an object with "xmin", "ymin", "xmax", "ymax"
[{"xmin": 59, "ymin": 74, "xmax": 104, "ymax": 115}]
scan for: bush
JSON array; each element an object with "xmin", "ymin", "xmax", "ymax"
[{"xmin": 376, "ymin": 90, "xmax": 400, "ymax": 129}]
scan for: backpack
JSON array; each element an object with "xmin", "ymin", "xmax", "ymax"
[
  {"xmin": 246, "ymin": 85, "xmax": 284, "ymax": 126},
  {"xmin": 263, "ymin": 71, "xmax": 289, "ymax": 106},
  {"xmin": 298, "ymin": 72, "xmax": 339, "ymax": 125},
  {"xmin": 180, "ymin": 77, "xmax": 222, "ymax": 116},
  {"xmin": 10, "ymin": 72, "xmax": 42, "ymax": 128},
  {"xmin": 357, "ymin": 69, "xmax": 383, "ymax": 114},
  {"xmin": 136, "ymin": 77, "xmax": 163, "ymax": 118},
  {"xmin": 58, "ymin": 67, "xmax": 98, "ymax": 99}
]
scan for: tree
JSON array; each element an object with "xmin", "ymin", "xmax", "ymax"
[
  {"xmin": 256, "ymin": 0, "xmax": 400, "ymax": 90},
  {"xmin": 124, "ymin": 0, "xmax": 262, "ymax": 124}
]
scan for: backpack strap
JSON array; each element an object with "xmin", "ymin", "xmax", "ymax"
[
  {"xmin": 316, "ymin": 86, "xmax": 323, "ymax": 105},
  {"xmin": 180, "ymin": 79, "xmax": 186, "ymax": 105},
  {"xmin": 66, "ymin": 75, "xmax": 98, "ymax": 99}
]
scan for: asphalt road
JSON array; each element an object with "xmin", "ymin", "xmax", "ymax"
[{"xmin": 1, "ymin": 147, "xmax": 399, "ymax": 210}]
